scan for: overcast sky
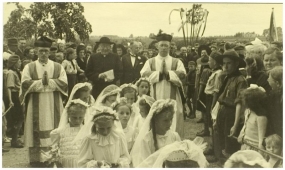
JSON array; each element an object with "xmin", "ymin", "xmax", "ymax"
[{"xmin": 3, "ymin": 1, "xmax": 283, "ymax": 37}]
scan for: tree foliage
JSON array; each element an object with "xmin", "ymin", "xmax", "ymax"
[
  {"xmin": 263, "ymin": 27, "xmax": 283, "ymax": 41},
  {"xmin": 4, "ymin": 3, "xmax": 36, "ymax": 39},
  {"xmin": 4, "ymin": 2, "xmax": 93, "ymax": 42}
]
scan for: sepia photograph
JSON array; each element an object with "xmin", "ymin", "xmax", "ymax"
[{"xmin": 2, "ymin": 1, "xmax": 283, "ymax": 168}]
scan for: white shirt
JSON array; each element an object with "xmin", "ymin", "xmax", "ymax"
[{"xmin": 130, "ymin": 52, "xmax": 136, "ymax": 67}]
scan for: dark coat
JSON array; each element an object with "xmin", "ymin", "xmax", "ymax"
[
  {"xmin": 15, "ymin": 48, "xmax": 25, "ymax": 61},
  {"xmin": 121, "ymin": 53, "xmax": 147, "ymax": 84},
  {"xmin": 76, "ymin": 57, "xmax": 87, "ymax": 71},
  {"xmin": 85, "ymin": 52, "xmax": 122, "ymax": 99}
]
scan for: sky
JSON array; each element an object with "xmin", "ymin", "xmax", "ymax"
[{"xmin": 2, "ymin": 1, "xmax": 283, "ymax": 37}]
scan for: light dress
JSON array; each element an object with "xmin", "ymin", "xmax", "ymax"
[
  {"xmin": 123, "ymin": 125, "xmax": 137, "ymax": 152},
  {"xmin": 77, "ymin": 130, "xmax": 131, "ymax": 168},
  {"xmin": 50, "ymin": 123, "xmax": 82, "ymax": 168},
  {"xmin": 131, "ymin": 130, "xmax": 181, "ymax": 167}
]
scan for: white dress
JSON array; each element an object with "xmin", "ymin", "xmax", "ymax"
[
  {"xmin": 77, "ymin": 130, "xmax": 131, "ymax": 168},
  {"xmin": 132, "ymin": 130, "xmax": 181, "ymax": 167},
  {"xmin": 50, "ymin": 124, "xmax": 82, "ymax": 168},
  {"xmin": 127, "ymin": 103, "xmax": 140, "ymax": 129},
  {"xmin": 123, "ymin": 125, "xmax": 137, "ymax": 152}
]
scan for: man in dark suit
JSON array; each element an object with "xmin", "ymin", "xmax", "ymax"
[
  {"xmin": 15, "ymin": 37, "xmax": 26, "ymax": 61},
  {"xmin": 85, "ymin": 37, "xmax": 122, "ymax": 99},
  {"xmin": 121, "ymin": 41, "xmax": 147, "ymax": 84}
]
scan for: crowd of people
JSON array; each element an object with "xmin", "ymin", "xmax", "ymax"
[{"xmin": 2, "ymin": 30, "xmax": 283, "ymax": 168}]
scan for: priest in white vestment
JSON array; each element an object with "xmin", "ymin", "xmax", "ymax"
[
  {"xmin": 19, "ymin": 36, "xmax": 68, "ymax": 167},
  {"xmin": 140, "ymin": 31, "xmax": 186, "ymax": 139}
]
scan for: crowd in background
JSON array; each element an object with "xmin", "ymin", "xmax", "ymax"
[{"xmin": 2, "ymin": 34, "xmax": 283, "ymax": 168}]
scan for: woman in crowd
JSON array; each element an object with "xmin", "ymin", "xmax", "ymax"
[
  {"xmin": 76, "ymin": 45, "xmax": 87, "ymax": 82},
  {"xmin": 22, "ymin": 47, "xmax": 36, "ymax": 70},
  {"xmin": 62, "ymin": 48, "xmax": 84, "ymax": 95},
  {"xmin": 116, "ymin": 44, "xmax": 127, "ymax": 61},
  {"xmin": 263, "ymin": 47, "xmax": 282, "ymax": 73}
]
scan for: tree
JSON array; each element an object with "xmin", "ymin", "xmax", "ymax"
[
  {"xmin": 4, "ymin": 3, "xmax": 37, "ymax": 39},
  {"xmin": 4, "ymin": 2, "xmax": 92, "ymax": 42},
  {"xmin": 129, "ymin": 34, "xmax": 133, "ymax": 38},
  {"xmin": 29, "ymin": 2, "xmax": 92, "ymax": 42}
]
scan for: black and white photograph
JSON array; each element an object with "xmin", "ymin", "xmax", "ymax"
[{"xmin": 2, "ymin": 1, "xmax": 283, "ymax": 168}]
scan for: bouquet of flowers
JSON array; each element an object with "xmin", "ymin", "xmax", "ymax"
[{"xmin": 40, "ymin": 146, "xmax": 62, "ymax": 168}]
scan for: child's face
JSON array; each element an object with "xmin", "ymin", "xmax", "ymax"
[
  {"xmin": 138, "ymin": 81, "xmax": 149, "ymax": 96},
  {"xmin": 105, "ymin": 95, "xmax": 117, "ymax": 107},
  {"xmin": 188, "ymin": 64, "xmax": 195, "ymax": 71},
  {"xmin": 68, "ymin": 109, "xmax": 85, "ymax": 127},
  {"xmin": 124, "ymin": 92, "xmax": 136, "ymax": 105},
  {"xmin": 55, "ymin": 54, "xmax": 64, "ymax": 63},
  {"xmin": 95, "ymin": 119, "xmax": 114, "ymax": 136},
  {"xmin": 79, "ymin": 91, "xmax": 90, "ymax": 103},
  {"xmin": 208, "ymin": 57, "xmax": 217, "ymax": 69},
  {"xmin": 139, "ymin": 104, "xmax": 148, "ymax": 118},
  {"xmin": 69, "ymin": 51, "xmax": 76, "ymax": 60},
  {"xmin": 117, "ymin": 105, "xmax": 131, "ymax": 126},
  {"xmin": 266, "ymin": 143, "xmax": 282, "ymax": 155},
  {"xmin": 154, "ymin": 110, "xmax": 174, "ymax": 135}
]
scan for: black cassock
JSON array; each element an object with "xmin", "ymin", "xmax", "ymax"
[{"xmin": 85, "ymin": 52, "xmax": 122, "ymax": 99}]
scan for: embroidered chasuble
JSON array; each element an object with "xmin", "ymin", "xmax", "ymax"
[{"xmin": 20, "ymin": 60, "xmax": 68, "ymax": 150}]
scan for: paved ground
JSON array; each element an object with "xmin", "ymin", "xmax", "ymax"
[{"xmin": 2, "ymin": 111, "xmax": 221, "ymax": 168}]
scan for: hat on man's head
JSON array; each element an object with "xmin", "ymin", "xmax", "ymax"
[
  {"xmin": 216, "ymin": 49, "xmax": 246, "ymax": 68},
  {"xmin": 209, "ymin": 51, "xmax": 222, "ymax": 61},
  {"xmin": 95, "ymin": 37, "xmax": 115, "ymax": 45},
  {"xmin": 8, "ymin": 38, "xmax": 18, "ymax": 46},
  {"xmin": 198, "ymin": 45, "xmax": 211, "ymax": 57},
  {"xmin": 50, "ymin": 46, "xmax": 58, "ymax": 51},
  {"xmin": 156, "ymin": 29, "xmax": 172, "ymax": 42},
  {"xmin": 7, "ymin": 55, "xmax": 20, "ymax": 68},
  {"xmin": 34, "ymin": 36, "xmax": 53, "ymax": 48}
]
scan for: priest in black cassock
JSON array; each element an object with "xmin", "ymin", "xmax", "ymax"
[{"xmin": 85, "ymin": 37, "xmax": 122, "ymax": 99}]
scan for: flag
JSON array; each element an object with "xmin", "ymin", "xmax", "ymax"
[{"xmin": 269, "ymin": 8, "xmax": 278, "ymax": 42}]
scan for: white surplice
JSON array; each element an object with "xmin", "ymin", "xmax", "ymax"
[{"xmin": 140, "ymin": 54, "xmax": 186, "ymax": 138}]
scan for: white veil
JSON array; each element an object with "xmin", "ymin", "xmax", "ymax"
[
  {"xmin": 58, "ymin": 82, "xmax": 93, "ymax": 130},
  {"xmin": 136, "ymin": 138, "xmax": 209, "ymax": 168},
  {"xmin": 130, "ymin": 99, "xmax": 177, "ymax": 167},
  {"xmin": 72, "ymin": 105, "xmax": 124, "ymax": 144},
  {"xmin": 94, "ymin": 84, "xmax": 121, "ymax": 108}
]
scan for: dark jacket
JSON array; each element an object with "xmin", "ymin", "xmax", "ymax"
[
  {"xmin": 85, "ymin": 52, "xmax": 122, "ymax": 99},
  {"xmin": 121, "ymin": 53, "xmax": 147, "ymax": 84}
]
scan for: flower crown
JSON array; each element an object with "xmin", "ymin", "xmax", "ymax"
[
  {"xmin": 92, "ymin": 106, "xmax": 118, "ymax": 122},
  {"xmin": 151, "ymin": 99, "xmax": 176, "ymax": 115},
  {"xmin": 120, "ymin": 83, "xmax": 138, "ymax": 92},
  {"xmin": 135, "ymin": 77, "xmax": 151, "ymax": 87},
  {"xmin": 67, "ymin": 99, "xmax": 90, "ymax": 108}
]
